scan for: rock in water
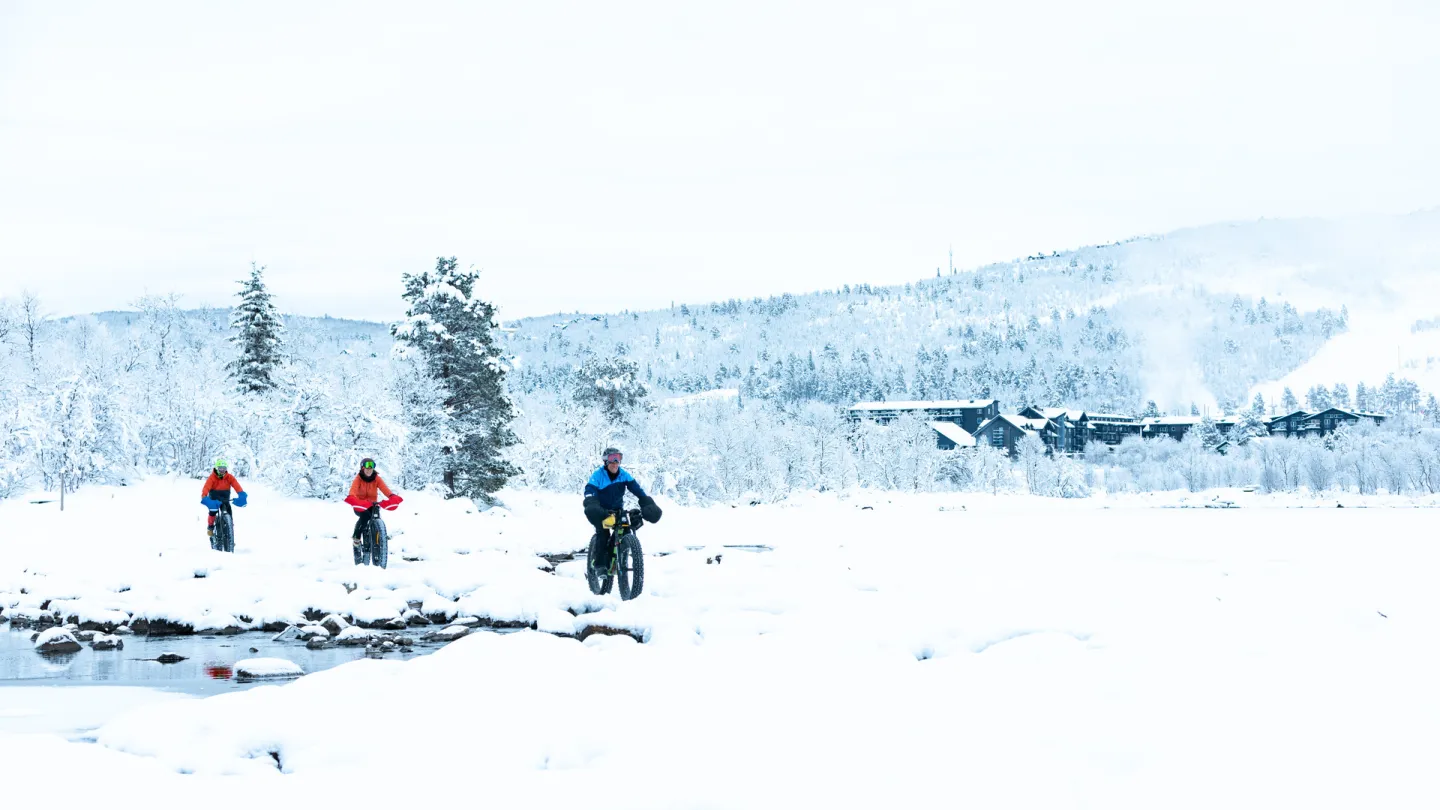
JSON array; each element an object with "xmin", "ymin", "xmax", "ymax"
[
  {"xmin": 90, "ymin": 635, "xmax": 124, "ymax": 651},
  {"xmin": 335, "ymin": 626, "xmax": 374, "ymax": 646},
  {"xmin": 155, "ymin": 652, "xmax": 187, "ymax": 664},
  {"xmin": 305, "ymin": 637, "xmax": 331, "ymax": 650},
  {"xmin": 33, "ymin": 627, "xmax": 83, "ymax": 654},
  {"xmin": 320, "ymin": 614, "xmax": 352, "ymax": 636},
  {"xmin": 295, "ymin": 624, "xmax": 330, "ymax": 642},
  {"xmin": 235, "ymin": 658, "xmax": 304, "ymax": 681},
  {"xmin": 422, "ymin": 625, "xmax": 471, "ymax": 643}
]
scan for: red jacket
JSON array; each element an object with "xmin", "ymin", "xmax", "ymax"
[
  {"xmin": 200, "ymin": 471, "xmax": 244, "ymax": 497},
  {"xmin": 345, "ymin": 473, "xmax": 396, "ymax": 511}
]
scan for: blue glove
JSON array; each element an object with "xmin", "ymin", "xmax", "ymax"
[
  {"xmin": 234, "ymin": 492, "xmax": 248, "ymax": 507},
  {"xmin": 201, "ymin": 497, "xmax": 220, "ymax": 510}
]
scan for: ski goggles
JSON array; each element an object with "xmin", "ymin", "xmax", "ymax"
[
  {"xmin": 603, "ymin": 453, "xmax": 623, "ymax": 464},
  {"xmin": 362, "ymin": 460, "xmax": 376, "ymax": 469},
  {"xmin": 215, "ymin": 466, "xmax": 227, "ymax": 474}
]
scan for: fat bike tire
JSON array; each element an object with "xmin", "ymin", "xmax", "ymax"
[
  {"xmin": 616, "ymin": 533, "xmax": 644, "ymax": 601},
  {"xmin": 216, "ymin": 513, "xmax": 235, "ymax": 554},
  {"xmin": 586, "ymin": 533, "xmax": 614, "ymax": 595},
  {"xmin": 371, "ymin": 520, "xmax": 388, "ymax": 569}
]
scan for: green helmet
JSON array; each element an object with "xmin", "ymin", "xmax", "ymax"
[{"xmin": 213, "ymin": 458, "xmax": 228, "ymax": 471}]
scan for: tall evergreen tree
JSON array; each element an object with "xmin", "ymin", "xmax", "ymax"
[
  {"xmin": 1195, "ymin": 414, "xmax": 1224, "ymax": 449},
  {"xmin": 229, "ymin": 263, "xmax": 285, "ymax": 394},
  {"xmin": 1281, "ymin": 387, "xmax": 1299, "ymax": 413},
  {"xmin": 393, "ymin": 257, "xmax": 518, "ymax": 499}
]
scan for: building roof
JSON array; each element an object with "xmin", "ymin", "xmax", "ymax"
[
  {"xmin": 1303, "ymin": 407, "xmax": 1387, "ymax": 421},
  {"xmin": 1142, "ymin": 416, "xmax": 1203, "ymax": 427},
  {"xmin": 927, "ymin": 421, "xmax": 976, "ymax": 447},
  {"xmin": 1266, "ymin": 410, "xmax": 1310, "ymax": 424},
  {"xmin": 849, "ymin": 399, "xmax": 996, "ymax": 411},
  {"xmin": 984, "ymin": 414, "xmax": 1049, "ymax": 432},
  {"xmin": 1087, "ymin": 413, "xmax": 1139, "ymax": 424},
  {"xmin": 1142, "ymin": 415, "xmax": 1238, "ymax": 427},
  {"xmin": 1023, "ymin": 406, "xmax": 1087, "ymax": 421}
]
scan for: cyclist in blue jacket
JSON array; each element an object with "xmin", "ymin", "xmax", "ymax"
[{"xmin": 583, "ymin": 447, "xmax": 662, "ymax": 567}]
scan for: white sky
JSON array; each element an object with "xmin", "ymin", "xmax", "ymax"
[{"xmin": 2, "ymin": 0, "xmax": 1437, "ymax": 322}]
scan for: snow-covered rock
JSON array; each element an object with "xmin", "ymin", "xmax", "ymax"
[
  {"xmin": 235, "ymin": 658, "xmax": 304, "ymax": 680},
  {"xmin": 320, "ymin": 614, "xmax": 351, "ymax": 636},
  {"xmin": 33, "ymin": 627, "xmax": 82, "ymax": 654},
  {"xmin": 295, "ymin": 624, "xmax": 329, "ymax": 641},
  {"xmin": 90, "ymin": 634, "xmax": 124, "ymax": 651},
  {"xmin": 422, "ymin": 625, "xmax": 471, "ymax": 642},
  {"xmin": 335, "ymin": 626, "xmax": 373, "ymax": 646}
]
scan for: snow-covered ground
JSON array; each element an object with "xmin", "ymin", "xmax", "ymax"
[{"xmin": 4, "ymin": 479, "xmax": 1440, "ymax": 807}]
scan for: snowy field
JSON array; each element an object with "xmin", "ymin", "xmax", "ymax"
[{"xmin": 4, "ymin": 479, "xmax": 1440, "ymax": 807}]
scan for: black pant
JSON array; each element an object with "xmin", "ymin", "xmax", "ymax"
[
  {"xmin": 353, "ymin": 505, "xmax": 380, "ymax": 540},
  {"xmin": 592, "ymin": 528, "xmax": 614, "ymax": 567}
]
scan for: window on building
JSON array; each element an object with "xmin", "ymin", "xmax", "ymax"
[{"xmin": 991, "ymin": 428, "xmax": 1005, "ymax": 446}]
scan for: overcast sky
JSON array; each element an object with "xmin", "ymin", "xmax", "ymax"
[{"xmin": 1, "ymin": 1, "xmax": 1437, "ymax": 322}]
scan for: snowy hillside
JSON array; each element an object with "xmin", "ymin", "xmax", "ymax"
[{"xmin": 507, "ymin": 211, "xmax": 1440, "ymax": 415}]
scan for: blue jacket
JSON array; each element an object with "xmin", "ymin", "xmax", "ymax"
[{"xmin": 584, "ymin": 466, "xmax": 648, "ymax": 511}]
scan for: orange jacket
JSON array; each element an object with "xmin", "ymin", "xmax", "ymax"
[
  {"xmin": 200, "ymin": 471, "xmax": 244, "ymax": 497},
  {"xmin": 347, "ymin": 473, "xmax": 394, "ymax": 506}
]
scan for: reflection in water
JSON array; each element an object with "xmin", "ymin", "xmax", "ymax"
[{"xmin": 205, "ymin": 664, "xmax": 234, "ymax": 680}]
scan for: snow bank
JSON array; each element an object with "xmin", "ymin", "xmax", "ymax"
[{"xmin": 8, "ymin": 479, "xmax": 1440, "ymax": 806}]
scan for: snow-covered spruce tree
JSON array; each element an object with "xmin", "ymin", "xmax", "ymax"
[
  {"xmin": 1196, "ymin": 415, "xmax": 1224, "ymax": 449},
  {"xmin": 393, "ymin": 257, "xmax": 518, "ymax": 499},
  {"xmin": 1281, "ymin": 387, "xmax": 1299, "ymax": 413},
  {"xmin": 572, "ymin": 356, "xmax": 650, "ymax": 422},
  {"xmin": 229, "ymin": 263, "xmax": 286, "ymax": 394}
]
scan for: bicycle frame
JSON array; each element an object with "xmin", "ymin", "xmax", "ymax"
[{"xmin": 599, "ymin": 509, "xmax": 639, "ymax": 575}]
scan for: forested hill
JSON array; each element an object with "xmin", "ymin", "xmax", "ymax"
[{"xmin": 504, "ymin": 212, "xmax": 1425, "ymax": 415}]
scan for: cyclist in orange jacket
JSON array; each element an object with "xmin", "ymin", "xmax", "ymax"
[
  {"xmin": 343, "ymin": 458, "xmax": 402, "ymax": 548},
  {"xmin": 199, "ymin": 458, "xmax": 247, "ymax": 542}
]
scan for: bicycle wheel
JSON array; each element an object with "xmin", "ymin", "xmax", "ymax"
[
  {"xmin": 371, "ymin": 518, "xmax": 388, "ymax": 569},
  {"xmin": 616, "ymin": 532, "xmax": 644, "ymax": 601},
  {"xmin": 585, "ymin": 533, "xmax": 613, "ymax": 595},
  {"xmin": 216, "ymin": 512, "xmax": 235, "ymax": 554}
]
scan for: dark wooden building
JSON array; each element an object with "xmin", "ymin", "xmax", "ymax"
[
  {"xmin": 1086, "ymin": 413, "xmax": 1143, "ymax": 446},
  {"xmin": 1265, "ymin": 410, "xmax": 1311, "ymax": 437},
  {"xmin": 847, "ymin": 399, "xmax": 999, "ymax": 434},
  {"xmin": 1017, "ymin": 407, "xmax": 1088, "ymax": 454},
  {"xmin": 1298, "ymin": 408, "xmax": 1386, "ymax": 436},
  {"xmin": 976, "ymin": 414, "xmax": 1053, "ymax": 457}
]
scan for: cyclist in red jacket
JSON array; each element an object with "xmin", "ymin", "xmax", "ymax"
[
  {"xmin": 344, "ymin": 458, "xmax": 402, "ymax": 548},
  {"xmin": 199, "ymin": 458, "xmax": 247, "ymax": 542}
]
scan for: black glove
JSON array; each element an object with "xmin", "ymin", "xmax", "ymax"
[
  {"xmin": 639, "ymin": 495, "xmax": 662, "ymax": 524},
  {"xmin": 583, "ymin": 496, "xmax": 605, "ymax": 528}
]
